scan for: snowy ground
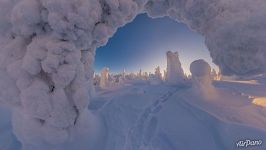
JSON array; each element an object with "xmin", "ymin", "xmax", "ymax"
[{"xmin": 1, "ymin": 79, "xmax": 266, "ymax": 150}]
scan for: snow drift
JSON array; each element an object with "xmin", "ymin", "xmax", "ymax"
[{"xmin": 0, "ymin": 0, "xmax": 266, "ymax": 148}]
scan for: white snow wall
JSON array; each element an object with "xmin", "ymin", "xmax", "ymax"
[{"xmin": 0, "ymin": 0, "xmax": 266, "ymax": 147}]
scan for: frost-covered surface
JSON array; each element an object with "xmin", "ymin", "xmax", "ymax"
[
  {"xmin": 2, "ymin": 78, "xmax": 266, "ymax": 150},
  {"xmin": 1, "ymin": 0, "xmax": 266, "ymax": 148},
  {"xmin": 166, "ymin": 51, "xmax": 185, "ymax": 84},
  {"xmin": 0, "ymin": 0, "xmax": 98, "ymax": 147},
  {"xmin": 70, "ymin": 78, "xmax": 266, "ymax": 150}
]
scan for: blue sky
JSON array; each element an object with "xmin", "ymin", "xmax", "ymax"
[{"xmin": 94, "ymin": 13, "xmax": 218, "ymax": 74}]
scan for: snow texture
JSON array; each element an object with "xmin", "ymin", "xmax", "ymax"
[{"xmin": 1, "ymin": 0, "xmax": 266, "ymax": 148}]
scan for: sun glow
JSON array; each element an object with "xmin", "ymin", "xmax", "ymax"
[{"xmin": 251, "ymin": 97, "xmax": 266, "ymax": 107}]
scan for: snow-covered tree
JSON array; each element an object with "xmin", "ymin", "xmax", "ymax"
[
  {"xmin": 122, "ymin": 68, "xmax": 126, "ymax": 80},
  {"xmin": 155, "ymin": 66, "xmax": 163, "ymax": 80},
  {"xmin": 100, "ymin": 67, "xmax": 109, "ymax": 89},
  {"xmin": 138, "ymin": 69, "xmax": 142, "ymax": 78},
  {"xmin": 190, "ymin": 59, "xmax": 217, "ymax": 99},
  {"xmin": 148, "ymin": 66, "xmax": 163, "ymax": 85},
  {"xmin": 127, "ymin": 73, "xmax": 137, "ymax": 80},
  {"xmin": 166, "ymin": 51, "xmax": 185, "ymax": 84},
  {"xmin": 93, "ymin": 74, "xmax": 101, "ymax": 86}
]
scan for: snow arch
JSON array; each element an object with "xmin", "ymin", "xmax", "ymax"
[{"xmin": 0, "ymin": 0, "xmax": 266, "ymax": 148}]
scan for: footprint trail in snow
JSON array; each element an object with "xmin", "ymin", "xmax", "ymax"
[{"xmin": 124, "ymin": 87, "xmax": 180, "ymax": 150}]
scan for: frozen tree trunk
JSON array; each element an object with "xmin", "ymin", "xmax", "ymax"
[
  {"xmin": 166, "ymin": 51, "xmax": 185, "ymax": 84},
  {"xmin": 100, "ymin": 67, "xmax": 109, "ymax": 89}
]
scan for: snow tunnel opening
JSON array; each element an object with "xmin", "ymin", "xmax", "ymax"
[{"xmin": 94, "ymin": 13, "xmax": 219, "ymax": 79}]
